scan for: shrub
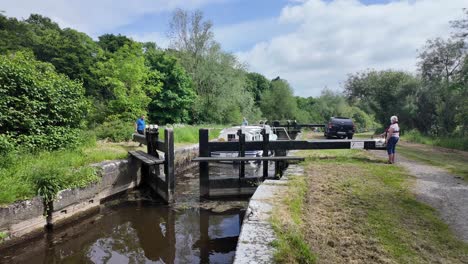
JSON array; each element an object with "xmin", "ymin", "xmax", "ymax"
[
  {"xmin": 0, "ymin": 51, "xmax": 88, "ymax": 151},
  {"xmin": 95, "ymin": 120, "xmax": 134, "ymax": 142}
]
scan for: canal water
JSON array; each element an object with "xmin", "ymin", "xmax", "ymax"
[{"xmin": 0, "ymin": 162, "xmax": 277, "ymax": 264}]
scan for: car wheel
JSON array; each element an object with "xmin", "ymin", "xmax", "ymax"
[{"xmin": 348, "ymin": 135, "xmax": 353, "ymax": 139}]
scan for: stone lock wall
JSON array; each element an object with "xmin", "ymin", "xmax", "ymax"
[{"xmin": 0, "ymin": 144, "xmax": 198, "ymax": 246}]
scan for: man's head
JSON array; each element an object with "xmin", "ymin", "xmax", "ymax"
[
  {"xmin": 390, "ymin": 115, "xmax": 398, "ymax": 124},
  {"xmin": 141, "ymin": 115, "xmax": 145, "ymax": 120}
]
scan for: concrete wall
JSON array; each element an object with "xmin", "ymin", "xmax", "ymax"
[
  {"xmin": 0, "ymin": 144, "xmax": 198, "ymax": 247},
  {"xmin": 233, "ymin": 164, "xmax": 304, "ymax": 264},
  {"xmin": 49, "ymin": 158, "xmax": 140, "ymax": 227},
  {"xmin": 0, "ymin": 197, "xmax": 45, "ymax": 241},
  {"xmin": 174, "ymin": 144, "xmax": 198, "ymax": 175}
]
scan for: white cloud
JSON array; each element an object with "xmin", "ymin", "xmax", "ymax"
[
  {"xmin": 237, "ymin": 0, "xmax": 467, "ymax": 97},
  {"xmin": 0, "ymin": 0, "xmax": 224, "ymax": 37}
]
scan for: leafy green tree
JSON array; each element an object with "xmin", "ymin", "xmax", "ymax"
[
  {"xmin": 0, "ymin": 14, "xmax": 101, "ymax": 97},
  {"xmin": 260, "ymin": 79, "xmax": 298, "ymax": 121},
  {"xmin": 0, "ymin": 14, "xmax": 34, "ymax": 53},
  {"xmin": 0, "ymin": 51, "xmax": 88, "ymax": 151},
  {"xmin": 245, "ymin": 72, "xmax": 271, "ymax": 104},
  {"xmin": 295, "ymin": 96, "xmax": 322, "ymax": 123},
  {"xmin": 418, "ymin": 38, "xmax": 466, "ymax": 134},
  {"xmin": 168, "ymin": 9, "xmax": 261, "ymax": 124},
  {"xmin": 144, "ymin": 45, "xmax": 196, "ymax": 124},
  {"xmin": 98, "ymin": 34, "xmax": 134, "ymax": 53},
  {"xmin": 92, "ymin": 43, "xmax": 156, "ymax": 122},
  {"xmin": 344, "ymin": 70, "xmax": 420, "ymax": 131}
]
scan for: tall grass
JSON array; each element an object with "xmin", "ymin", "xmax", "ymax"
[
  {"xmin": 158, "ymin": 124, "xmax": 222, "ymax": 144},
  {"xmin": 0, "ymin": 131, "xmax": 128, "ymax": 205},
  {"xmin": 0, "ymin": 125, "xmax": 225, "ymax": 205},
  {"xmin": 403, "ymin": 130, "xmax": 468, "ymax": 151},
  {"xmin": 271, "ymin": 175, "xmax": 317, "ymax": 263}
]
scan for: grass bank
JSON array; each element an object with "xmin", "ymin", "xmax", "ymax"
[
  {"xmin": 0, "ymin": 125, "xmax": 223, "ymax": 205},
  {"xmin": 272, "ymin": 149, "xmax": 468, "ymax": 263},
  {"xmin": 271, "ymin": 175, "xmax": 317, "ymax": 263},
  {"xmin": 402, "ymin": 130, "xmax": 468, "ymax": 151},
  {"xmin": 397, "ymin": 143, "xmax": 468, "ymax": 181},
  {"xmin": 157, "ymin": 124, "xmax": 222, "ymax": 144}
]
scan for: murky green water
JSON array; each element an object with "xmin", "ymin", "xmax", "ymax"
[{"xmin": 0, "ymin": 165, "xmax": 259, "ymax": 264}]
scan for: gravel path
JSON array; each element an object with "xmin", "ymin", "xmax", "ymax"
[{"xmin": 370, "ymin": 150, "xmax": 468, "ymax": 242}]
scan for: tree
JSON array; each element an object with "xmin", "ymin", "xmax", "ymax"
[
  {"xmin": 168, "ymin": 9, "xmax": 214, "ymax": 60},
  {"xmin": 98, "ymin": 34, "xmax": 134, "ymax": 53},
  {"xmin": 260, "ymin": 79, "xmax": 298, "ymax": 121},
  {"xmin": 0, "ymin": 14, "xmax": 101, "ymax": 97},
  {"xmin": 92, "ymin": 43, "xmax": 156, "ymax": 122},
  {"xmin": 418, "ymin": 38, "xmax": 466, "ymax": 134},
  {"xmin": 144, "ymin": 46, "xmax": 196, "ymax": 124},
  {"xmin": 0, "ymin": 51, "xmax": 88, "ymax": 151},
  {"xmin": 245, "ymin": 72, "xmax": 271, "ymax": 105},
  {"xmin": 344, "ymin": 70, "xmax": 420, "ymax": 131},
  {"xmin": 450, "ymin": 8, "xmax": 468, "ymax": 39}
]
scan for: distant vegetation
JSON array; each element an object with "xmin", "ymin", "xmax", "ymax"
[
  {"xmin": 0, "ymin": 8, "xmax": 467, "ymax": 204},
  {"xmin": 345, "ymin": 9, "xmax": 468, "ymax": 141},
  {"xmin": 0, "ymin": 10, "xmax": 379, "ymax": 153}
]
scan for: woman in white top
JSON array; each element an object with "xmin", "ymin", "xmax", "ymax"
[{"xmin": 386, "ymin": 115, "xmax": 400, "ymax": 164}]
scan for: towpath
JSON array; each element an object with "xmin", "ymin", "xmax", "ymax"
[{"xmin": 370, "ymin": 143, "xmax": 468, "ymax": 242}]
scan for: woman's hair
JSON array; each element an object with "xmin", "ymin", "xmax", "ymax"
[{"xmin": 390, "ymin": 115, "xmax": 398, "ymax": 123}]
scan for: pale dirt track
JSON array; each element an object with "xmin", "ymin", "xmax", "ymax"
[{"xmin": 369, "ymin": 149, "xmax": 468, "ymax": 243}]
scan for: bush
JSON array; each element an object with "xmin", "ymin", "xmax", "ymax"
[
  {"xmin": 0, "ymin": 51, "xmax": 88, "ymax": 151},
  {"xmin": 95, "ymin": 120, "xmax": 134, "ymax": 142}
]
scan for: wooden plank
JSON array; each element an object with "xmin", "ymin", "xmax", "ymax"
[
  {"xmin": 128, "ymin": 150, "xmax": 165, "ymax": 165},
  {"xmin": 132, "ymin": 133, "xmax": 167, "ymax": 152},
  {"xmin": 207, "ymin": 139, "xmax": 384, "ymax": 151},
  {"xmin": 262, "ymin": 129, "xmax": 269, "ymax": 178},
  {"xmin": 165, "ymin": 128, "xmax": 175, "ymax": 200},
  {"xmin": 238, "ymin": 130, "xmax": 245, "ymax": 179},
  {"xmin": 199, "ymin": 129, "xmax": 210, "ymax": 197},
  {"xmin": 192, "ymin": 156, "xmax": 305, "ymax": 162}
]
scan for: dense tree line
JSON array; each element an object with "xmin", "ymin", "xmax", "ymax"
[
  {"xmin": 345, "ymin": 9, "xmax": 468, "ymax": 136},
  {"xmin": 1, "ymin": 10, "xmax": 372, "ymax": 151}
]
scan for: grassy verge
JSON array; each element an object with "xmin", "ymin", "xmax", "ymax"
[
  {"xmin": 398, "ymin": 143, "xmax": 468, "ymax": 181},
  {"xmin": 403, "ymin": 130, "xmax": 468, "ymax": 151},
  {"xmin": 0, "ymin": 134, "xmax": 132, "ymax": 205},
  {"xmin": 271, "ymin": 175, "xmax": 317, "ymax": 263},
  {"xmin": 158, "ymin": 125, "xmax": 222, "ymax": 144},
  {"xmin": 272, "ymin": 149, "xmax": 468, "ymax": 263},
  {"xmin": 0, "ymin": 124, "xmax": 223, "ymax": 205}
]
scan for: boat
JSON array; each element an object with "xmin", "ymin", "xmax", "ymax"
[{"xmin": 210, "ymin": 125, "xmax": 278, "ymax": 161}]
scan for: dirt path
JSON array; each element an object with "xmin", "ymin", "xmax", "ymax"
[{"xmin": 369, "ymin": 148, "xmax": 468, "ymax": 243}]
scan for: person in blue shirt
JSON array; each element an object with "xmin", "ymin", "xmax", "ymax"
[
  {"xmin": 135, "ymin": 115, "xmax": 146, "ymax": 135},
  {"xmin": 242, "ymin": 117, "xmax": 248, "ymax": 126},
  {"xmin": 135, "ymin": 115, "xmax": 146, "ymax": 146}
]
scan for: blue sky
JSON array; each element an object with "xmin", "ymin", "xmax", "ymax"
[
  {"xmin": 2, "ymin": 0, "xmax": 465, "ymax": 96},
  {"xmin": 111, "ymin": 0, "xmax": 394, "ymax": 51}
]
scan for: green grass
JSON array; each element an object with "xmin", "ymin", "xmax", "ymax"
[
  {"xmin": 0, "ymin": 140, "xmax": 130, "ymax": 205},
  {"xmin": 159, "ymin": 124, "xmax": 222, "ymax": 144},
  {"xmin": 271, "ymin": 175, "xmax": 317, "ymax": 264},
  {"xmin": 0, "ymin": 124, "xmax": 225, "ymax": 205},
  {"xmin": 398, "ymin": 144, "xmax": 468, "ymax": 181},
  {"xmin": 298, "ymin": 149, "xmax": 468, "ymax": 263},
  {"xmin": 0, "ymin": 231, "xmax": 7, "ymax": 241},
  {"xmin": 403, "ymin": 130, "xmax": 468, "ymax": 151}
]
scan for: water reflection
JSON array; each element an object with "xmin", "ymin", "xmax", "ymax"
[{"xmin": 0, "ymin": 201, "xmax": 245, "ymax": 264}]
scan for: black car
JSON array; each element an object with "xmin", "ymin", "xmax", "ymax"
[{"xmin": 324, "ymin": 117, "xmax": 355, "ymax": 139}]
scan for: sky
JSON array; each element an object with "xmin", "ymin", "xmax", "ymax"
[{"xmin": 1, "ymin": 0, "xmax": 466, "ymax": 97}]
